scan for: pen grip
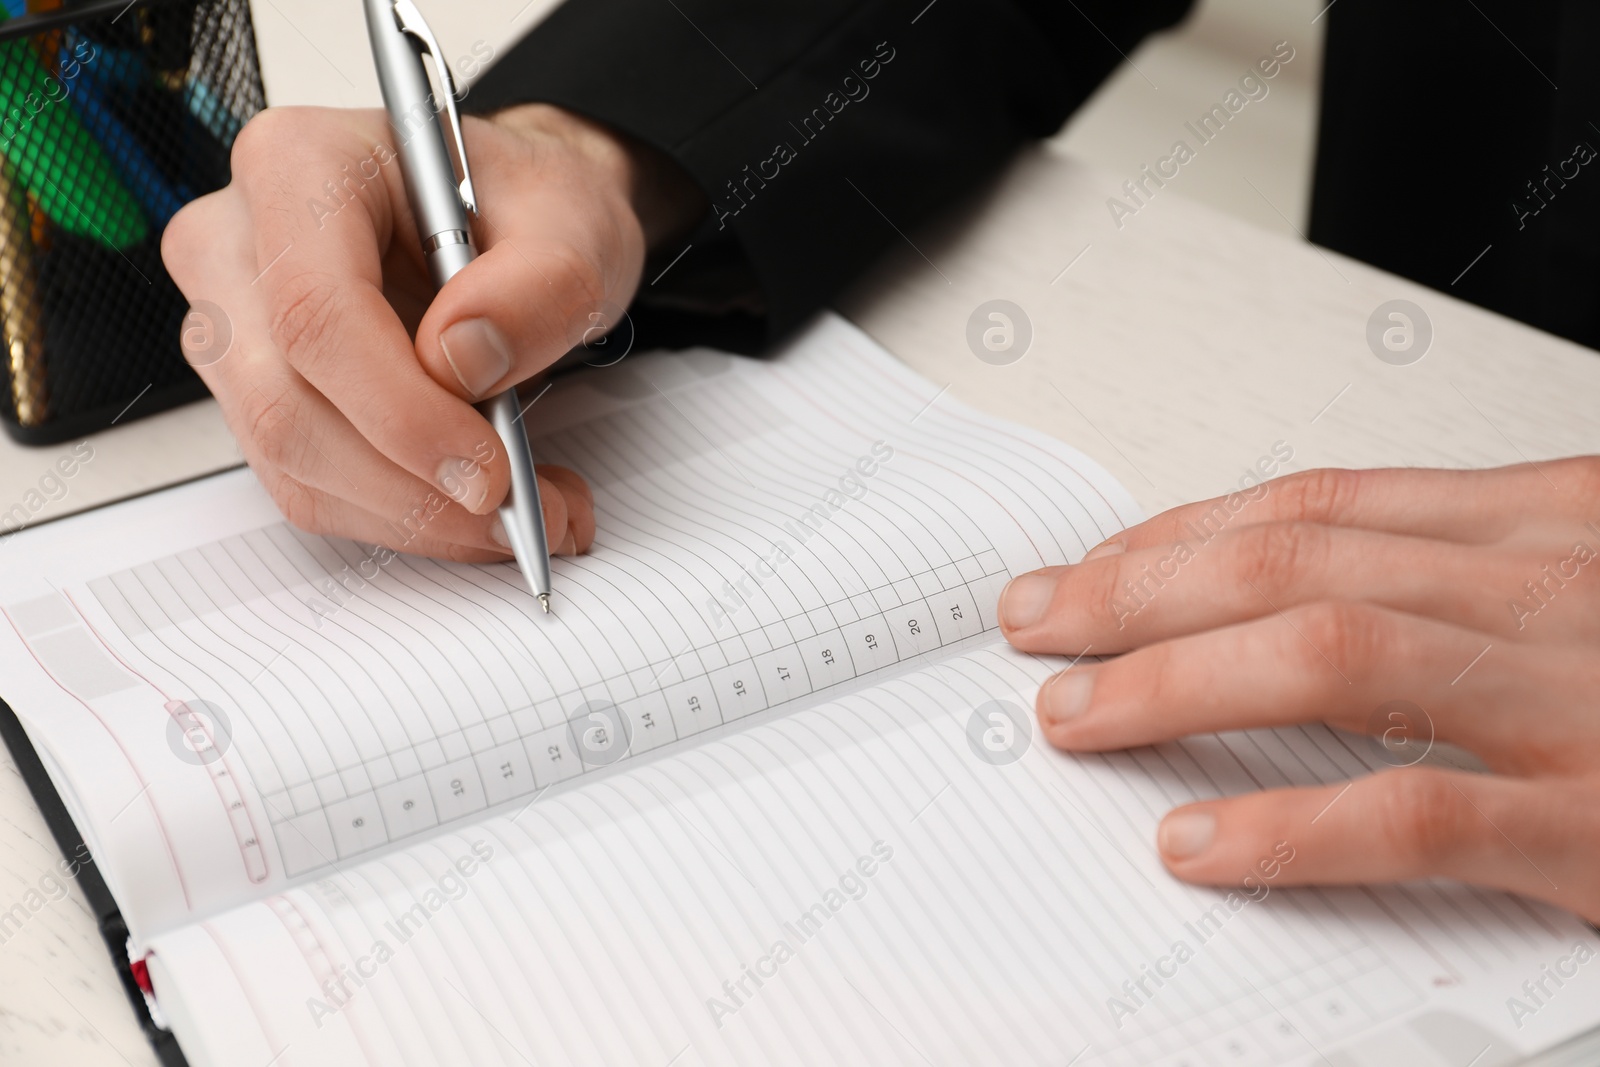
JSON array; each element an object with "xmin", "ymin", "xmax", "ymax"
[
  {"xmin": 425, "ymin": 237, "xmax": 475, "ymax": 291},
  {"xmin": 480, "ymin": 390, "xmax": 541, "ymax": 524}
]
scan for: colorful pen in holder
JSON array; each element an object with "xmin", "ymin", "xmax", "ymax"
[{"xmin": 0, "ymin": 0, "xmax": 264, "ymax": 442}]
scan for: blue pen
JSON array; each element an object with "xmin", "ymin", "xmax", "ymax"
[
  {"xmin": 184, "ymin": 79, "xmax": 245, "ymax": 144},
  {"xmin": 64, "ymin": 28, "xmax": 147, "ymax": 90},
  {"xmin": 63, "ymin": 41, "xmax": 190, "ymax": 226},
  {"xmin": 64, "ymin": 28, "xmax": 246, "ymax": 148}
]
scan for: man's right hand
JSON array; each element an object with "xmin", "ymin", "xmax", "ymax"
[{"xmin": 162, "ymin": 103, "xmax": 702, "ymax": 560}]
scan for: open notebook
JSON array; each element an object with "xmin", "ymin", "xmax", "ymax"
[{"xmin": 1, "ymin": 314, "xmax": 1597, "ymax": 1067}]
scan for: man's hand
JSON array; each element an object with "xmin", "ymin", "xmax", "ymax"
[
  {"xmin": 1000, "ymin": 459, "xmax": 1600, "ymax": 922},
  {"xmin": 162, "ymin": 104, "xmax": 700, "ymax": 559}
]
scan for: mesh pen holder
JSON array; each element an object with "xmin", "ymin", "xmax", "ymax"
[{"xmin": 0, "ymin": 0, "xmax": 264, "ymax": 445}]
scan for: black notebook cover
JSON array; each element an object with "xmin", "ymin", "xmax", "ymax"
[{"xmin": 0, "ymin": 697, "xmax": 190, "ymax": 1067}]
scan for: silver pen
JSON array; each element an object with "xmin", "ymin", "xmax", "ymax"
[{"xmin": 364, "ymin": 0, "xmax": 554, "ymax": 612}]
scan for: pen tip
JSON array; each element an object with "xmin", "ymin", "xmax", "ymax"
[{"xmin": 538, "ymin": 593, "xmax": 551, "ymax": 614}]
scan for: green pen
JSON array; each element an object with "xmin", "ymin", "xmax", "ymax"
[{"xmin": 0, "ymin": 11, "xmax": 147, "ymax": 249}]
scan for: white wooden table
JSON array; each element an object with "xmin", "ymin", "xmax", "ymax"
[{"xmin": 2, "ymin": 2, "xmax": 1598, "ymax": 1064}]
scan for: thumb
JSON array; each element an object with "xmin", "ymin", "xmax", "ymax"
[
  {"xmin": 416, "ymin": 238, "xmax": 618, "ymax": 401},
  {"xmin": 409, "ymin": 109, "xmax": 648, "ymax": 398}
]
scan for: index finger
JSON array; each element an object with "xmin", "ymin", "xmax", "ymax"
[
  {"xmin": 1094, "ymin": 463, "xmax": 1559, "ymax": 557},
  {"xmin": 233, "ymin": 109, "xmax": 508, "ymax": 515}
]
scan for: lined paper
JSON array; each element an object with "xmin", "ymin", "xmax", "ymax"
[
  {"xmin": 0, "ymin": 314, "xmax": 1139, "ymax": 934},
  {"xmin": 146, "ymin": 645, "xmax": 1600, "ymax": 1067},
  {"xmin": 5, "ymin": 313, "xmax": 1599, "ymax": 1067}
]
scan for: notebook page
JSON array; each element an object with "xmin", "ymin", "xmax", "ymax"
[
  {"xmin": 145, "ymin": 644, "xmax": 1600, "ymax": 1067},
  {"xmin": 0, "ymin": 313, "xmax": 1141, "ymax": 937}
]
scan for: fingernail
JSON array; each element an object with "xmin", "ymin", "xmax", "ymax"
[
  {"xmin": 1160, "ymin": 811, "xmax": 1216, "ymax": 860},
  {"xmin": 438, "ymin": 456, "xmax": 491, "ymax": 513},
  {"xmin": 439, "ymin": 317, "xmax": 512, "ymax": 400},
  {"xmin": 1000, "ymin": 573, "xmax": 1056, "ymax": 630},
  {"xmin": 1040, "ymin": 669, "xmax": 1094, "ymax": 725},
  {"xmin": 488, "ymin": 517, "xmax": 512, "ymax": 551},
  {"xmin": 1084, "ymin": 540, "xmax": 1126, "ymax": 561}
]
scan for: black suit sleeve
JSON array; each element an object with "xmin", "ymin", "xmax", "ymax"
[
  {"xmin": 465, "ymin": 0, "xmax": 1193, "ymax": 352},
  {"xmin": 1309, "ymin": 0, "xmax": 1600, "ymax": 351}
]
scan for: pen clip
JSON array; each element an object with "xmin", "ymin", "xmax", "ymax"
[{"xmin": 390, "ymin": 0, "xmax": 479, "ymax": 216}]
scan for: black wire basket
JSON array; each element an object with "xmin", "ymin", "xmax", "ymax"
[{"xmin": 0, "ymin": 0, "xmax": 264, "ymax": 445}]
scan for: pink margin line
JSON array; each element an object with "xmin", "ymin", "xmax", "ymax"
[
  {"xmin": 198, "ymin": 919, "xmax": 288, "ymax": 1062},
  {"xmin": 1, "ymin": 605, "xmax": 192, "ymax": 910},
  {"xmin": 271, "ymin": 893, "xmax": 385, "ymax": 1064},
  {"xmin": 64, "ymin": 589, "xmax": 270, "ymax": 887}
]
